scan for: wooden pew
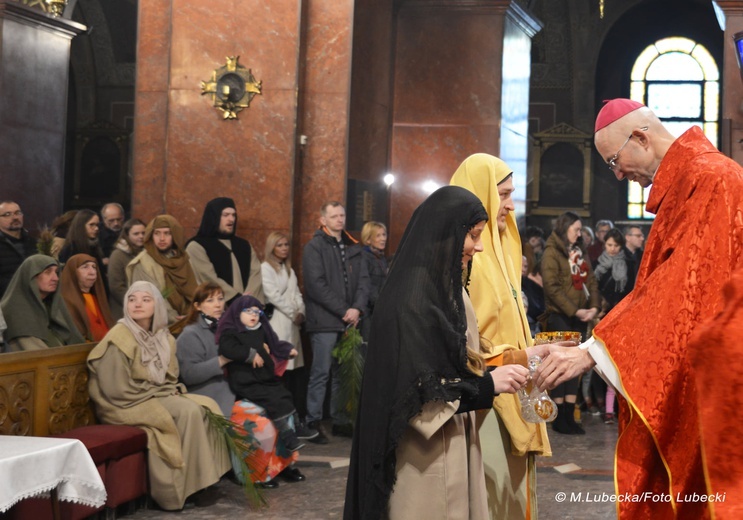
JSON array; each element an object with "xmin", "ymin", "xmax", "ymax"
[
  {"xmin": 0, "ymin": 344, "xmax": 149, "ymax": 520},
  {"xmin": 0, "ymin": 343, "xmax": 96, "ymax": 436}
]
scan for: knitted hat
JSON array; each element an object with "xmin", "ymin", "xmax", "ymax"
[{"xmin": 595, "ymin": 99, "xmax": 645, "ymax": 132}]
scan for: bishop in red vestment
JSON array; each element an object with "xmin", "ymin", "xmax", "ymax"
[{"xmin": 535, "ymin": 99, "xmax": 743, "ymax": 519}]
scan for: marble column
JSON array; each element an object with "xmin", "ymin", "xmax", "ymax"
[
  {"xmin": 295, "ymin": 0, "xmax": 355, "ymax": 248},
  {"xmin": 388, "ymin": 0, "xmax": 541, "ymax": 250},
  {"xmin": 0, "ymin": 1, "xmax": 85, "ymax": 232},
  {"xmin": 132, "ymin": 0, "xmax": 306, "ymax": 253}
]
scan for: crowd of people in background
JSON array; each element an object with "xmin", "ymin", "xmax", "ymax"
[{"xmin": 0, "ymin": 186, "xmax": 645, "ymax": 510}]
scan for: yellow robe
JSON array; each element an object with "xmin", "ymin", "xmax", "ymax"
[{"xmin": 451, "ymin": 154, "xmax": 551, "ymax": 520}]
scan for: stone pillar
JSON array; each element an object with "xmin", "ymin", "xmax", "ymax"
[
  {"xmin": 716, "ymin": 1, "xmax": 743, "ymax": 166},
  {"xmin": 388, "ymin": 0, "xmax": 541, "ymax": 249},
  {"xmin": 0, "ymin": 1, "xmax": 84, "ymax": 231},
  {"xmin": 296, "ymin": 0, "xmax": 355, "ymax": 248},
  {"xmin": 132, "ymin": 0, "xmax": 307, "ymax": 252}
]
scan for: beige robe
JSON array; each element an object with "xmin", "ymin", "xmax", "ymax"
[
  {"xmin": 186, "ymin": 240, "xmax": 265, "ymax": 303},
  {"xmin": 387, "ymin": 290, "xmax": 489, "ymax": 520},
  {"xmin": 87, "ymin": 324, "xmax": 230, "ymax": 511},
  {"xmin": 126, "ymin": 251, "xmax": 180, "ymax": 324}
]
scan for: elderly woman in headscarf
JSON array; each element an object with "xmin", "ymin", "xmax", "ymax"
[
  {"xmin": 344, "ymin": 186, "xmax": 530, "ymax": 520},
  {"xmin": 451, "ymin": 154, "xmax": 553, "ymax": 518},
  {"xmin": 126, "ymin": 215, "xmax": 198, "ymax": 327},
  {"xmin": 1, "ymin": 255, "xmax": 84, "ymax": 351},
  {"xmin": 87, "ymin": 281, "xmax": 230, "ymax": 511},
  {"xmin": 60, "ymin": 253, "xmax": 114, "ymax": 342}
]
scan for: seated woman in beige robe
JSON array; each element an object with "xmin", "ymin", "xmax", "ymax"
[
  {"xmin": 344, "ymin": 187, "xmax": 529, "ymax": 520},
  {"xmin": 87, "ymin": 280, "xmax": 230, "ymax": 511}
]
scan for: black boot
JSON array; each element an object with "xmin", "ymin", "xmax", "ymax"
[
  {"xmin": 279, "ymin": 429, "xmax": 305, "ymax": 451},
  {"xmin": 551, "ymin": 403, "xmax": 572, "ymax": 434},
  {"xmin": 275, "ymin": 416, "xmax": 305, "ymax": 452},
  {"xmin": 565, "ymin": 403, "xmax": 586, "ymax": 435}
]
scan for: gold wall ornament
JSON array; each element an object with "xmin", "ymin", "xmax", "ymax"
[
  {"xmin": 44, "ymin": 0, "xmax": 67, "ymax": 17},
  {"xmin": 200, "ymin": 56, "xmax": 262, "ymax": 120}
]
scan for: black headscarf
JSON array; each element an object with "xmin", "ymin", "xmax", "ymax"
[
  {"xmin": 344, "ymin": 186, "xmax": 489, "ymax": 519},
  {"xmin": 188, "ymin": 197, "xmax": 253, "ymax": 287}
]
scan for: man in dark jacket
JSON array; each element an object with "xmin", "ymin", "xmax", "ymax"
[
  {"xmin": 302, "ymin": 201, "xmax": 369, "ymax": 443},
  {"xmin": 99, "ymin": 202, "xmax": 125, "ymax": 260},
  {"xmin": 623, "ymin": 225, "xmax": 645, "ymax": 280},
  {"xmin": 0, "ymin": 201, "xmax": 36, "ymax": 298}
]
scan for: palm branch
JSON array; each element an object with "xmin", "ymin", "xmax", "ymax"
[
  {"xmin": 331, "ymin": 326, "xmax": 365, "ymax": 425},
  {"xmin": 203, "ymin": 407, "xmax": 267, "ymax": 508},
  {"xmin": 36, "ymin": 226, "xmax": 55, "ymax": 257}
]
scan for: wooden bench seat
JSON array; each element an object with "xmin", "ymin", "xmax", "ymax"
[{"xmin": 0, "ymin": 344, "xmax": 148, "ymax": 519}]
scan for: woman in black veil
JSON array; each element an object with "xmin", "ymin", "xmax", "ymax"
[{"xmin": 344, "ymin": 186, "xmax": 529, "ymax": 519}]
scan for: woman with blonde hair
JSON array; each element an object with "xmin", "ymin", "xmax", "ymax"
[
  {"xmin": 359, "ymin": 221, "xmax": 389, "ymax": 342},
  {"xmin": 261, "ymin": 231, "xmax": 314, "ymax": 437}
]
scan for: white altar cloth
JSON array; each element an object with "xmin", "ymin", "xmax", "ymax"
[{"xmin": 0, "ymin": 435, "xmax": 107, "ymax": 512}]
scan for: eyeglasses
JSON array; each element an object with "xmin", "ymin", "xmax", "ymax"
[
  {"xmin": 627, "ymin": 234, "xmax": 644, "ymax": 238},
  {"xmin": 607, "ymin": 127, "xmax": 648, "ymax": 172},
  {"xmin": 242, "ymin": 308, "xmax": 263, "ymax": 316},
  {"xmin": 0, "ymin": 211, "xmax": 22, "ymax": 218}
]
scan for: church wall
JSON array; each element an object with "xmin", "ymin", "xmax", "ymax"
[
  {"xmin": 296, "ymin": 0, "xmax": 356, "ymax": 251},
  {"xmin": 388, "ymin": 2, "xmax": 538, "ymax": 251},
  {"xmin": 132, "ymin": 0, "xmax": 306, "ymax": 257}
]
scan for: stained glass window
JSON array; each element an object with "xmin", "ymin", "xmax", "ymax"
[{"xmin": 627, "ymin": 38, "xmax": 719, "ymax": 219}]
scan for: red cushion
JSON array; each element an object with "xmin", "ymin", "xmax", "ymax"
[{"xmin": 54, "ymin": 425, "xmax": 147, "ymax": 464}]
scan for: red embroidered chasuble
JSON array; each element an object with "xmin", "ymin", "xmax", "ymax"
[
  {"xmin": 688, "ymin": 270, "xmax": 743, "ymax": 520},
  {"xmin": 593, "ymin": 127, "xmax": 743, "ymax": 519}
]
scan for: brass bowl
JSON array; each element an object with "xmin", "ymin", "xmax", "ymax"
[{"xmin": 534, "ymin": 331, "xmax": 582, "ymax": 345}]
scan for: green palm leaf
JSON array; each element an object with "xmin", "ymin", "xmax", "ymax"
[
  {"xmin": 203, "ymin": 407, "xmax": 267, "ymax": 508},
  {"xmin": 331, "ymin": 326, "xmax": 365, "ymax": 425}
]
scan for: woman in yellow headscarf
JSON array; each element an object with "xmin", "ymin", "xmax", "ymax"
[{"xmin": 451, "ymin": 153, "xmax": 551, "ymax": 519}]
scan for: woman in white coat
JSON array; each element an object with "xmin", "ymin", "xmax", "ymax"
[{"xmin": 261, "ymin": 232, "xmax": 308, "ymax": 421}]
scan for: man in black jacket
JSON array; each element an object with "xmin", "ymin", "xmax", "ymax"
[
  {"xmin": 302, "ymin": 201, "xmax": 369, "ymax": 443},
  {"xmin": 0, "ymin": 201, "xmax": 36, "ymax": 298}
]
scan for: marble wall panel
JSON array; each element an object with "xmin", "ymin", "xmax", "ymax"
[
  {"xmin": 388, "ymin": 124, "xmax": 500, "ymax": 250},
  {"xmin": 164, "ymin": 88, "xmax": 299, "ymax": 241},
  {"xmin": 298, "ymin": 91, "xmax": 355, "ymax": 249},
  {"xmin": 348, "ymin": 0, "xmax": 395, "ymax": 185},
  {"xmin": 393, "ymin": 10, "xmax": 504, "ymax": 126},
  {"xmin": 130, "ymin": 91, "xmax": 167, "ymax": 220},
  {"xmin": 298, "ymin": 0, "xmax": 355, "ymax": 253},
  {"xmin": 389, "ymin": 7, "xmax": 508, "ymax": 250},
  {"xmin": 134, "ymin": 0, "xmax": 171, "ymax": 93},
  {"xmin": 133, "ymin": 0, "xmax": 303, "ymax": 256}
]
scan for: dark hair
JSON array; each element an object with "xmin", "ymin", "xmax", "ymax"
[
  {"xmin": 553, "ymin": 211, "xmax": 581, "ymax": 245},
  {"xmin": 623, "ymin": 225, "xmax": 642, "ymax": 236},
  {"xmin": 525, "ymin": 225, "xmax": 545, "ymax": 239},
  {"xmin": 65, "ymin": 209, "xmax": 101, "ymax": 257},
  {"xmin": 184, "ymin": 281, "xmax": 224, "ymax": 325},
  {"xmin": 51, "ymin": 210, "xmax": 79, "ymax": 239},
  {"xmin": 604, "ymin": 228, "xmax": 626, "ymax": 248},
  {"xmin": 118, "ymin": 218, "xmax": 146, "ymax": 252}
]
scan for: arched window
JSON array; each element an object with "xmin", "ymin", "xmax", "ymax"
[{"xmin": 628, "ymin": 37, "xmax": 719, "ymax": 219}]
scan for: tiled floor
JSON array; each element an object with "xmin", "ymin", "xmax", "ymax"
[{"xmin": 122, "ymin": 413, "xmax": 618, "ymax": 519}]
